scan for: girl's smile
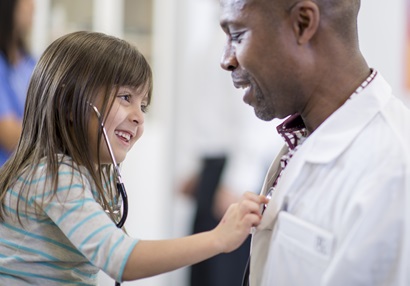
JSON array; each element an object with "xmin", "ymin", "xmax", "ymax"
[{"xmin": 115, "ymin": 130, "xmax": 134, "ymax": 143}]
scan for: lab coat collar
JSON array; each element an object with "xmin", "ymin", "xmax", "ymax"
[{"xmin": 303, "ymin": 71, "xmax": 392, "ymax": 163}]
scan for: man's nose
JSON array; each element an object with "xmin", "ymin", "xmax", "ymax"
[{"xmin": 220, "ymin": 45, "xmax": 238, "ymax": 71}]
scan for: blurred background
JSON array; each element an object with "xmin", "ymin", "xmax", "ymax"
[{"xmin": 20, "ymin": 0, "xmax": 410, "ymax": 285}]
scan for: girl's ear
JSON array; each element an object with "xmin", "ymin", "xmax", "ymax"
[{"xmin": 289, "ymin": 1, "xmax": 320, "ymax": 45}]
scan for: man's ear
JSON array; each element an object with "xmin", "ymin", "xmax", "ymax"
[{"xmin": 289, "ymin": 1, "xmax": 320, "ymax": 45}]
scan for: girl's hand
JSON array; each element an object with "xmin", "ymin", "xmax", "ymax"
[
  {"xmin": 211, "ymin": 191, "xmax": 269, "ymax": 253},
  {"xmin": 122, "ymin": 191, "xmax": 269, "ymax": 280}
]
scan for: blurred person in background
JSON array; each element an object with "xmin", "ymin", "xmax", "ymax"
[
  {"xmin": 0, "ymin": 0, "xmax": 36, "ymax": 166},
  {"xmin": 176, "ymin": 1, "xmax": 282, "ymax": 285}
]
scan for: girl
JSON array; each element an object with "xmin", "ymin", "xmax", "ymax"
[{"xmin": 0, "ymin": 31, "xmax": 266, "ymax": 285}]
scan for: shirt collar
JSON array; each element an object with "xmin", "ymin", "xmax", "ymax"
[{"xmin": 276, "ymin": 114, "xmax": 308, "ymax": 151}]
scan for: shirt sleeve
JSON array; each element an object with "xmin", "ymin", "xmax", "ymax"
[{"xmin": 32, "ymin": 163, "xmax": 138, "ymax": 282}]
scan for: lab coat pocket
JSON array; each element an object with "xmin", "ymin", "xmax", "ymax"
[{"xmin": 264, "ymin": 212, "xmax": 335, "ymax": 285}]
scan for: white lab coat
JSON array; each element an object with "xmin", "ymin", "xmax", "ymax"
[{"xmin": 250, "ymin": 73, "xmax": 410, "ymax": 286}]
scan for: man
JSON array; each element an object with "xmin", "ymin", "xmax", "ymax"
[{"xmin": 218, "ymin": 0, "xmax": 410, "ymax": 285}]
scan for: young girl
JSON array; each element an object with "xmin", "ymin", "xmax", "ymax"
[{"xmin": 0, "ymin": 31, "xmax": 266, "ymax": 285}]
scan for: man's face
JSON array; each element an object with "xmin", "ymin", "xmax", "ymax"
[{"xmin": 219, "ymin": 0, "xmax": 304, "ymax": 120}]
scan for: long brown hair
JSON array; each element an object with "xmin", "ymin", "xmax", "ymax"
[{"xmin": 0, "ymin": 31, "xmax": 153, "ymax": 221}]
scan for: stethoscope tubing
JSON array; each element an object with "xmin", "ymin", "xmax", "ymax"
[{"xmin": 90, "ymin": 104, "xmax": 129, "ymax": 286}]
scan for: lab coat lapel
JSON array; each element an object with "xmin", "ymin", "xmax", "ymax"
[
  {"xmin": 259, "ymin": 145, "xmax": 288, "ymax": 197},
  {"xmin": 250, "ymin": 142, "xmax": 308, "ymax": 286},
  {"xmin": 257, "ymin": 144, "xmax": 307, "ymax": 230}
]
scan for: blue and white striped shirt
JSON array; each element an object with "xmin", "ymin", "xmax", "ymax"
[{"xmin": 0, "ymin": 157, "xmax": 138, "ymax": 285}]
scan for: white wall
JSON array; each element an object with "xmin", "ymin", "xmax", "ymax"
[{"xmin": 359, "ymin": 0, "xmax": 409, "ymax": 104}]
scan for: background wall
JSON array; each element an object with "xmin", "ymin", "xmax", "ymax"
[
  {"xmin": 27, "ymin": 0, "xmax": 409, "ymax": 285},
  {"xmin": 359, "ymin": 0, "xmax": 409, "ymax": 105}
]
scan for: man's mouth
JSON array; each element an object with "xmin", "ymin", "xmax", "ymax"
[
  {"xmin": 234, "ymin": 80, "xmax": 252, "ymax": 93},
  {"xmin": 233, "ymin": 80, "xmax": 250, "ymax": 89},
  {"xmin": 240, "ymin": 84, "xmax": 251, "ymax": 94}
]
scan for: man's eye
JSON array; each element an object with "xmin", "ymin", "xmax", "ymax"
[
  {"xmin": 119, "ymin": 94, "xmax": 131, "ymax": 102},
  {"xmin": 231, "ymin": 32, "xmax": 243, "ymax": 43}
]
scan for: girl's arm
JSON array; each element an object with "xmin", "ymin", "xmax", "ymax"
[{"xmin": 122, "ymin": 191, "xmax": 267, "ymax": 281}]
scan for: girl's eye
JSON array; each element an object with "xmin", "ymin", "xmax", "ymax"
[
  {"xmin": 141, "ymin": 104, "xmax": 149, "ymax": 113},
  {"xmin": 118, "ymin": 94, "xmax": 131, "ymax": 102}
]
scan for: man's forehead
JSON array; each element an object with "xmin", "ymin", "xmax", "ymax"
[
  {"xmin": 220, "ymin": 0, "xmax": 270, "ymax": 12},
  {"xmin": 219, "ymin": 0, "xmax": 262, "ymax": 28},
  {"xmin": 220, "ymin": 0, "xmax": 248, "ymax": 9}
]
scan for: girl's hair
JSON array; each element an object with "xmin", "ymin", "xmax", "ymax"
[
  {"xmin": 0, "ymin": 31, "xmax": 153, "ymax": 221},
  {"xmin": 0, "ymin": 0, "xmax": 28, "ymax": 63}
]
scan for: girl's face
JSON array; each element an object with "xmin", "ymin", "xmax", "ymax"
[{"xmin": 89, "ymin": 85, "xmax": 149, "ymax": 165}]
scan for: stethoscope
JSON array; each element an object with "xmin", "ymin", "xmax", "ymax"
[{"xmin": 90, "ymin": 104, "xmax": 128, "ymax": 286}]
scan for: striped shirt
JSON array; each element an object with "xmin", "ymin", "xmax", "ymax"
[{"xmin": 0, "ymin": 156, "xmax": 139, "ymax": 285}]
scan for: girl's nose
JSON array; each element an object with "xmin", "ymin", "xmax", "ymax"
[
  {"xmin": 130, "ymin": 106, "xmax": 145, "ymax": 125},
  {"xmin": 220, "ymin": 44, "xmax": 238, "ymax": 71}
]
